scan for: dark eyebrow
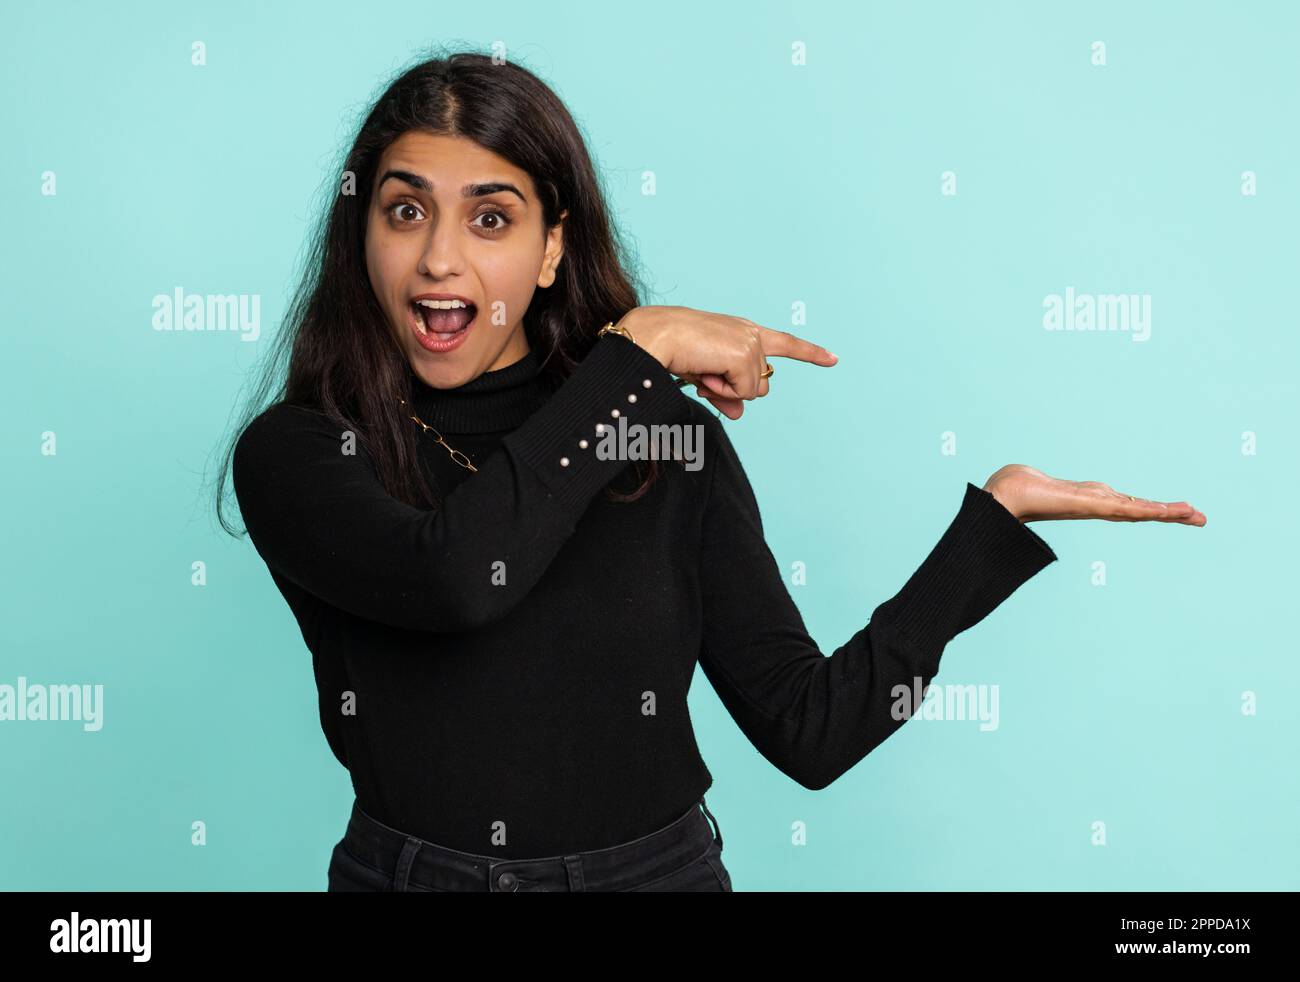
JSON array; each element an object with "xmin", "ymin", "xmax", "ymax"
[{"xmin": 376, "ymin": 170, "xmax": 527, "ymax": 204}]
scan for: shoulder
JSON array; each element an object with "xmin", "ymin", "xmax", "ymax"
[
  {"xmin": 235, "ymin": 402, "xmax": 326, "ymax": 457},
  {"xmin": 681, "ymin": 397, "xmax": 725, "ymax": 438},
  {"xmin": 675, "ymin": 400, "xmax": 768, "ymax": 527},
  {"xmin": 676, "ymin": 399, "xmax": 751, "ymax": 496},
  {"xmin": 232, "ymin": 403, "xmax": 352, "ymax": 493},
  {"xmin": 681, "ymin": 399, "xmax": 741, "ymax": 462}
]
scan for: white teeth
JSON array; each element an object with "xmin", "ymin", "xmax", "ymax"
[{"xmin": 415, "ymin": 298, "xmax": 470, "ymax": 309}]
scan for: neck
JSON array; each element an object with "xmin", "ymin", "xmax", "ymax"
[{"xmin": 407, "ymin": 348, "xmax": 551, "ymax": 434}]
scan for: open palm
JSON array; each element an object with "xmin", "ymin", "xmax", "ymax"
[{"xmin": 985, "ymin": 465, "xmax": 1207, "ymax": 526}]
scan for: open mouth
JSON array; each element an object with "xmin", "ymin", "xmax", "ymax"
[{"xmin": 410, "ymin": 299, "xmax": 477, "ymax": 340}]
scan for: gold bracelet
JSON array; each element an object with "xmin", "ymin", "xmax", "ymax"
[{"xmin": 597, "ymin": 320, "xmax": 635, "ymax": 345}]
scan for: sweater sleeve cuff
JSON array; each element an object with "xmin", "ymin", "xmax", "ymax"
[
  {"xmin": 874, "ymin": 482, "xmax": 1058, "ymax": 661},
  {"xmin": 506, "ymin": 334, "xmax": 696, "ymax": 509}
]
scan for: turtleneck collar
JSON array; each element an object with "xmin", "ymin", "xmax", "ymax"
[{"xmin": 407, "ymin": 348, "xmax": 551, "ymax": 434}]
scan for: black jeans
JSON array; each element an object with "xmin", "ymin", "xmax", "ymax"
[{"xmin": 327, "ymin": 796, "xmax": 734, "ymax": 892}]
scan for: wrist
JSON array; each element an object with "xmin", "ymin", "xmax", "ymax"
[
  {"xmin": 616, "ymin": 307, "xmax": 673, "ymax": 369},
  {"xmin": 983, "ymin": 479, "xmax": 1023, "ymax": 522}
]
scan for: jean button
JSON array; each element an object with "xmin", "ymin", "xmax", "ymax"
[{"xmin": 497, "ymin": 871, "xmax": 518, "ymax": 891}]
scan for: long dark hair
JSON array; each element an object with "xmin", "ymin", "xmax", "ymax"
[{"xmin": 211, "ymin": 46, "xmax": 674, "ymax": 537}]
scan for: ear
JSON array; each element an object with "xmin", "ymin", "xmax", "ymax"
[{"xmin": 537, "ymin": 209, "xmax": 568, "ymax": 288}]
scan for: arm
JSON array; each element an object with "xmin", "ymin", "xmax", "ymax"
[
  {"xmin": 696, "ymin": 416, "xmax": 1058, "ymax": 790},
  {"xmin": 232, "ymin": 335, "xmax": 694, "ymax": 633}
]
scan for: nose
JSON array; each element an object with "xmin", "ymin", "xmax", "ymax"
[{"xmin": 418, "ymin": 217, "xmax": 466, "ymax": 278}]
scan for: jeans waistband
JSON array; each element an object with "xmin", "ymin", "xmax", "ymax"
[{"xmin": 342, "ymin": 797, "xmax": 723, "ymax": 892}]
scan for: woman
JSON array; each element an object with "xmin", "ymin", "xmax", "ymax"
[{"xmin": 216, "ymin": 50, "xmax": 1205, "ymax": 892}]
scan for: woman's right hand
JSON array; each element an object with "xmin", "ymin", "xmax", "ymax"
[{"xmin": 616, "ymin": 305, "xmax": 839, "ymax": 419}]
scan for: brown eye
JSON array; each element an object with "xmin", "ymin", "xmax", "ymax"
[
  {"xmin": 472, "ymin": 209, "xmax": 512, "ymax": 234},
  {"xmin": 387, "ymin": 201, "xmax": 423, "ymax": 223}
]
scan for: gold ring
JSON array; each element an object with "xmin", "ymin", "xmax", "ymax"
[{"xmin": 760, "ymin": 364, "xmax": 774, "ymax": 379}]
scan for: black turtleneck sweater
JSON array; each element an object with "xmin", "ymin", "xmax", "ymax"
[{"xmin": 232, "ymin": 334, "xmax": 1058, "ymax": 858}]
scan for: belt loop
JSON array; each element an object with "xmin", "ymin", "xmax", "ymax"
[
  {"xmin": 563, "ymin": 854, "xmax": 585, "ymax": 892},
  {"xmin": 391, "ymin": 836, "xmax": 423, "ymax": 892},
  {"xmin": 699, "ymin": 796, "xmax": 723, "ymax": 850}
]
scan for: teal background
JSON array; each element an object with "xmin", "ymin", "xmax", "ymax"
[{"xmin": 2, "ymin": 1, "xmax": 1295, "ymax": 890}]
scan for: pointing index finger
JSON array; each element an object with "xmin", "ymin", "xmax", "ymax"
[{"xmin": 755, "ymin": 325, "xmax": 838, "ymax": 367}]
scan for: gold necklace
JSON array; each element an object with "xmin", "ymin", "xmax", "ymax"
[{"xmin": 397, "ymin": 397, "xmax": 478, "ymax": 473}]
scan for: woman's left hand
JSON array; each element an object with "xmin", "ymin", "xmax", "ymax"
[{"xmin": 983, "ymin": 464, "xmax": 1207, "ymax": 526}]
